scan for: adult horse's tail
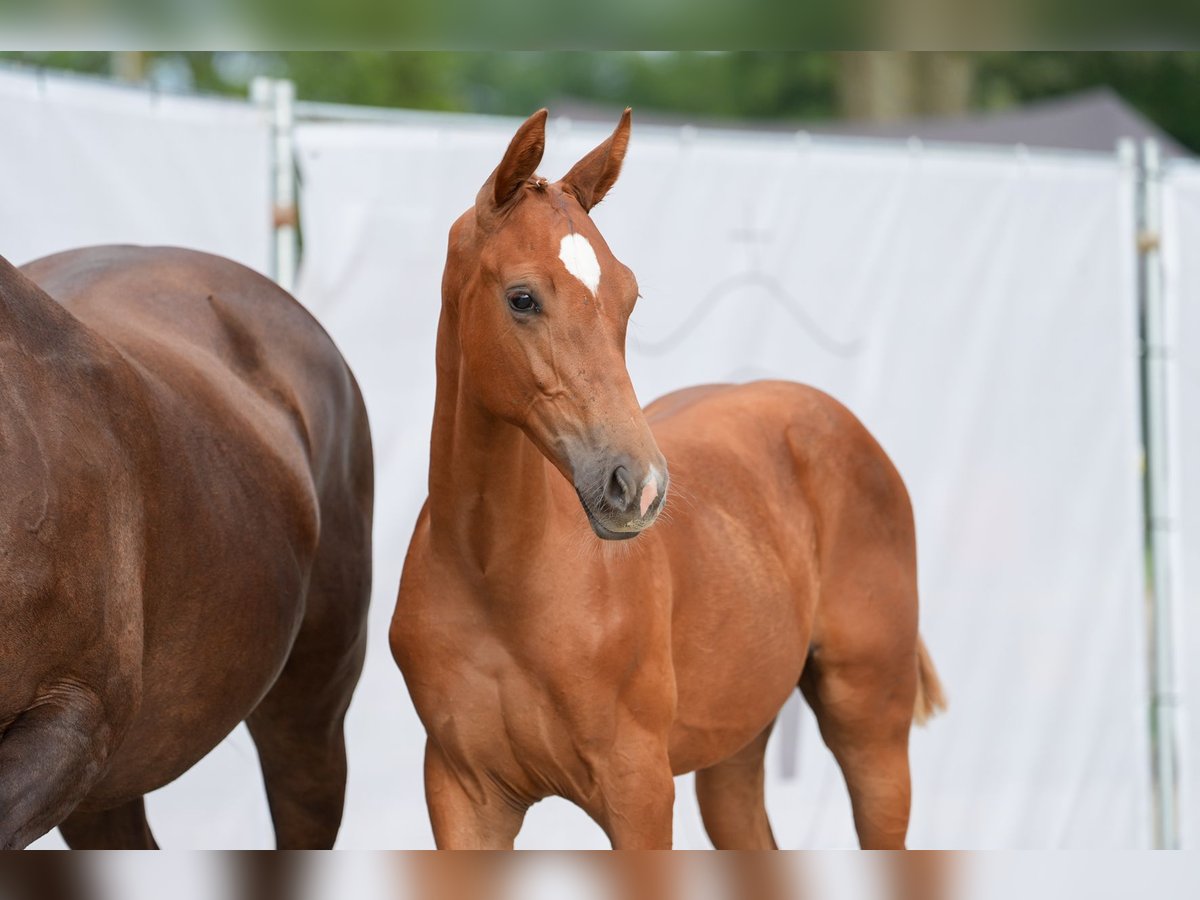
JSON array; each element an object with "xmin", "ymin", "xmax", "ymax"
[{"xmin": 913, "ymin": 638, "xmax": 947, "ymax": 725}]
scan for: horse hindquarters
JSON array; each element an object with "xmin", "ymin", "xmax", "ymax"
[{"xmin": 787, "ymin": 412, "xmax": 926, "ymax": 849}]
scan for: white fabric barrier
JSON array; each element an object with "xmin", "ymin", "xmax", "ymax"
[
  {"xmin": 295, "ymin": 116, "xmax": 1150, "ymax": 848},
  {"xmin": 0, "ymin": 67, "xmax": 271, "ymax": 274},
  {"xmin": 1164, "ymin": 160, "xmax": 1200, "ymax": 849}
]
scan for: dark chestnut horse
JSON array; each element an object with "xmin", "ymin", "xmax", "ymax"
[
  {"xmin": 390, "ymin": 109, "xmax": 944, "ymax": 850},
  {"xmin": 0, "ymin": 247, "xmax": 373, "ymax": 849}
]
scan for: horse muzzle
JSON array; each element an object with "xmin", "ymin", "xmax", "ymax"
[{"xmin": 574, "ymin": 458, "xmax": 668, "ymax": 540}]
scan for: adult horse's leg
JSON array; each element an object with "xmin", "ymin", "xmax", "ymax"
[
  {"xmin": 58, "ymin": 797, "xmax": 158, "ymax": 849},
  {"xmin": 695, "ymin": 720, "xmax": 778, "ymax": 850},
  {"xmin": 799, "ymin": 629, "xmax": 916, "ymax": 850},
  {"xmin": 247, "ymin": 621, "xmax": 365, "ymax": 850},
  {"xmin": 247, "ymin": 489, "xmax": 371, "ymax": 850},
  {"xmin": 247, "ymin": 596, "xmax": 367, "ymax": 849},
  {"xmin": 424, "ymin": 742, "xmax": 528, "ymax": 849}
]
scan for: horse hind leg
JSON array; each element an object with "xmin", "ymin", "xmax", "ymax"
[
  {"xmin": 248, "ymin": 667, "xmax": 358, "ymax": 849},
  {"xmin": 58, "ymin": 796, "xmax": 158, "ymax": 849},
  {"xmin": 799, "ymin": 628, "xmax": 919, "ymax": 850},
  {"xmin": 695, "ymin": 721, "xmax": 778, "ymax": 849},
  {"xmin": 247, "ymin": 593, "xmax": 367, "ymax": 848},
  {"xmin": 248, "ymin": 493, "xmax": 371, "ymax": 850}
]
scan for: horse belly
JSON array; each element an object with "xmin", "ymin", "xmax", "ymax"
[
  {"xmin": 662, "ymin": 515, "xmax": 817, "ymax": 775},
  {"xmin": 84, "ymin": 457, "xmax": 316, "ymax": 807},
  {"xmin": 83, "ymin": 566, "xmax": 304, "ymax": 807}
]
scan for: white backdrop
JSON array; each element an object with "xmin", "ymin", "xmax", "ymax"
[
  {"xmin": 0, "ymin": 66, "xmax": 271, "ymax": 273},
  {"xmin": 1, "ymin": 70, "xmax": 1152, "ymax": 848},
  {"xmin": 293, "ymin": 116, "xmax": 1150, "ymax": 848},
  {"xmin": 1164, "ymin": 160, "xmax": 1200, "ymax": 849}
]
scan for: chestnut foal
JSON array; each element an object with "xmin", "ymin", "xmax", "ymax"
[
  {"xmin": 390, "ymin": 110, "xmax": 944, "ymax": 849},
  {"xmin": 0, "ymin": 247, "xmax": 372, "ymax": 848}
]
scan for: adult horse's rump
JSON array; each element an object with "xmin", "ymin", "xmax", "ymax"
[{"xmin": 0, "ymin": 246, "xmax": 372, "ymax": 849}]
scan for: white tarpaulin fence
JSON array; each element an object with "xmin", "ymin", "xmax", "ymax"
[
  {"xmin": 1163, "ymin": 159, "xmax": 1200, "ymax": 850},
  {"xmin": 0, "ymin": 66, "xmax": 272, "ymax": 274},
  {"xmin": 294, "ymin": 116, "xmax": 1149, "ymax": 848},
  {"xmin": 0, "ymin": 66, "xmax": 1167, "ymax": 848}
]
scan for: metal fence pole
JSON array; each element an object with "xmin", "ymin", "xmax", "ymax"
[
  {"xmin": 1136, "ymin": 136, "xmax": 1183, "ymax": 849},
  {"xmin": 271, "ymin": 79, "xmax": 298, "ymax": 294},
  {"xmin": 252, "ymin": 77, "xmax": 299, "ymax": 292}
]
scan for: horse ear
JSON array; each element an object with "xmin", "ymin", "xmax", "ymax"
[
  {"xmin": 479, "ymin": 108, "xmax": 548, "ymax": 214},
  {"xmin": 559, "ymin": 108, "xmax": 632, "ymax": 212}
]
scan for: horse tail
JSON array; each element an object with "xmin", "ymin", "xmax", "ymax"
[{"xmin": 913, "ymin": 637, "xmax": 947, "ymax": 726}]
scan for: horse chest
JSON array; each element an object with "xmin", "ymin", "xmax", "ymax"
[
  {"xmin": 400, "ymin": 565, "xmax": 668, "ymax": 775},
  {"xmin": 422, "ymin": 654, "xmax": 644, "ymax": 806}
]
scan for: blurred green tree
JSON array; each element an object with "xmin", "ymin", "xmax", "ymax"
[{"xmin": 3, "ymin": 51, "xmax": 1198, "ymax": 151}]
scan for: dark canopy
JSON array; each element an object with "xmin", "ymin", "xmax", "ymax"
[{"xmin": 553, "ymin": 88, "xmax": 1189, "ymax": 158}]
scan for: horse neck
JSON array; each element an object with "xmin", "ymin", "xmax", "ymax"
[{"xmin": 427, "ymin": 308, "xmax": 556, "ymax": 572}]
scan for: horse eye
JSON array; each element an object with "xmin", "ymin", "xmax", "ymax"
[{"xmin": 507, "ymin": 291, "xmax": 537, "ymax": 313}]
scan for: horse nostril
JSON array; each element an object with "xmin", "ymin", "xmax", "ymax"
[{"xmin": 606, "ymin": 465, "xmax": 637, "ymax": 512}]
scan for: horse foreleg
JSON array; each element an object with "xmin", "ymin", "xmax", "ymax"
[
  {"xmin": 0, "ymin": 684, "xmax": 127, "ymax": 849},
  {"xmin": 588, "ymin": 738, "xmax": 675, "ymax": 850},
  {"xmin": 424, "ymin": 741, "xmax": 528, "ymax": 849}
]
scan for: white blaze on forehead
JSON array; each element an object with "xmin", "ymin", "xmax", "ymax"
[{"xmin": 558, "ymin": 233, "xmax": 601, "ymax": 296}]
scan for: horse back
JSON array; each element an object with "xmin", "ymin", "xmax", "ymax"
[
  {"xmin": 647, "ymin": 379, "xmax": 915, "ymax": 594},
  {"xmin": 22, "ymin": 245, "xmax": 361, "ymax": 473},
  {"xmin": 646, "ymin": 379, "xmax": 911, "ymax": 527}
]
